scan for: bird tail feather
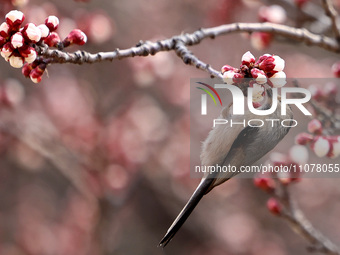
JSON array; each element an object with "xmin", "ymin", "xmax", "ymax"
[{"xmin": 158, "ymin": 177, "xmax": 215, "ymax": 247}]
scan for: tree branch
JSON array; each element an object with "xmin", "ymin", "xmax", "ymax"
[
  {"xmin": 322, "ymin": 0, "xmax": 340, "ymax": 41},
  {"xmin": 274, "ymin": 181, "xmax": 340, "ymax": 255},
  {"xmin": 35, "ymin": 22, "xmax": 340, "ymax": 80}
]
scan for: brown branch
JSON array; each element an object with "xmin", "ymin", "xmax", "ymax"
[
  {"xmin": 274, "ymin": 181, "xmax": 340, "ymax": 255},
  {"xmin": 35, "ymin": 22, "xmax": 340, "ymax": 80},
  {"xmin": 322, "ymin": 0, "xmax": 340, "ymax": 41}
]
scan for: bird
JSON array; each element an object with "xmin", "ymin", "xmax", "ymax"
[{"xmin": 159, "ymin": 86, "xmax": 293, "ymax": 247}]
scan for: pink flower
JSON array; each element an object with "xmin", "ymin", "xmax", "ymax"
[
  {"xmin": 222, "ymin": 70, "xmax": 236, "ymax": 84},
  {"xmin": 22, "ymin": 23, "xmax": 42, "ymax": 43},
  {"xmin": 37, "ymin": 24, "xmax": 50, "ymax": 38},
  {"xmin": 269, "ymin": 71, "xmax": 286, "ymax": 88},
  {"xmin": 63, "ymin": 29, "xmax": 87, "ymax": 46},
  {"xmin": 257, "ymin": 54, "xmax": 285, "ymax": 72},
  {"xmin": 44, "ymin": 32, "xmax": 61, "ymax": 47},
  {"xmin": 5, "ymin": 10, "xmax": 25, "ymax": 28},
  {"xmin": 1, "ymin": 42, "xmax": 13, "ymax": 61},
  {"xmin": 221, "ymin": 64, "xmax": 237, "ymax": 74},
  {"xmin": 258, "ymin": 5, "xmax": 287, "ymax": 24},
  {"xmin": 0, "ymin": 22, "xmax": 10, "ymax": 38},
  {"xmin": 312, "ymin": 137, "xmax": 330, "ymax": 157},
  {"xmin": 9, "ymin": 53, "xmax": 24, "ymax": 68},
  {"xmin": 10, "ymin": 32, "xmax": 24, "ymax": 48},
  {"xmin": 251, "ymin": 68, "xmax": 267, "ymax": 84},
  {"xmin": 295, "ymin": 132, "xmax": 314, "ymax": 145},
  {"xmin": 250, "ymin": 32, "xmax": 272, "ymax": 50},
  {"xmin": 307, "ymin": 119, "xmax": 322, "ymax": 134},
  {"xmin": 45, "ymin": 16, "xmax": 59, "ymax": 31},
  {"xmin": 241, "ymin": 51, "xmax": 255, "ymax": 66}
]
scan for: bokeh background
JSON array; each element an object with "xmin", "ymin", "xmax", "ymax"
[{"xmin": 0, "ymin": 0, "xmax": 340, "ymax": 254}]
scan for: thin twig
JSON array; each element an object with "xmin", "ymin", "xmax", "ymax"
[
  {"xmin": 322, "ymin": 0, "xmax": 340, "ymax": 41},
  {"xmin": 36, "ymin": 22, "xmax": 340, "ymax": 69},
  {"xmin": 273, "ymin": 181, "xmax": 340, "ymax": 255}
]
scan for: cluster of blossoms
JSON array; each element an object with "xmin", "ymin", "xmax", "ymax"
[
  {"xmin": 0, "ymin": 10, "xmax": 87, "ymax": 83},
  {"xmin": 253, "ymin": 145, "xmax": 308, "ymax": 215},
  {"xmin": 251, "ymin": 5, "xmax": 287, "ymax": 50},
  {"xmin": 295, "ymin": 119, "xmax": 340, "ymax": 158},
  {"xmin": 221, "ymin": 51, "xmax": 286, "ymax": 106}
]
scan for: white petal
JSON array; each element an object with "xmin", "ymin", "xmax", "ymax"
[
  {"xmin": 314, "ymin": 137, "xmax": 330, "ymax": 157},
  {"xmin": 242, "ymin": 51, "xmax": 255, "ymax": 63},
  {"xmin": 289, "ymin": 145, "xmax": 309, "ymax": 164},
  {"xmin": 273, "ymin": 55, "xmax": 285, "ymax": 71},
  {"xmin": 270, "ymin": 71, "xmax": 286, "ymax": 88}
]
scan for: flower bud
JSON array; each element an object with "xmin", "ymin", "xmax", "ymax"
[
  {"xmin": 1, "ymin": 42, "xmax": 14, "ymax": 61},
  {"xmin": 221, "ymin": 64, "xmax": 237, "ymax": 74},
  {"xmin": 22, "ymin": 23, "xmax": 42, "ymax": 43},
  {"xmin": 9, "ymin": 53, "xmax": 24, "ymax": 68},
  {"xmin": 258, "ymin": 54, "xmax": 285, "ymax": 72},
  {"xmin": 0, "ymin": 36, "xmax": 5, "ymax": 48},
  {"xmin": 22, "ymin": 63, "xmax": 33, "ymax": 77},
  {"xmin": 24, "ymin": 48, "xmax": 37, "ymax": 63},
  {"xmin": 330, "ymin": 141, "xmax": 340, "ymax": 158},
  {"xmin": 254, "ymin": 176, "xmax": 275, "ymax": 192},
  {"xmin": 323, "ymin": 82, "xmax": 337, "ymax": 98},
  {"xmin": 251, "ymin": 32, "xmax": 272, "ymax": 50},
  {"xmin": 332, "ymin": 61, "xmax": 340, "ymax": 78},
  {"xmin": 269, "ymin": 71, "xmax": 286, "ymax": 88},
  {"xmin": 258, "ymin": 5, "xmax": 287, "ymax": 24},
  {"xmin": 5, "ymin": 10, "xmax": 25, "ymax": 29},
  {"xmin": 37, "ymin": 24, "xmax": 50, "ymax": 39},
  {"xmin": 295, "ymin": 132, "xmax": 314, "ymax": 145},
  {"xmin": 307, "ymin": 119, "xmax": 322, "ymax": 134},
  {"xmin": 308, "ymin": 85, "xmax": 323, "ymax": 101},
  {"xmin": 63, "ymin": 29, "xmax": 87, "ymax": 46},
  {"xmin": 10, "ymin": 32, "xmax": 24, "ymax": 48},
  {"xmin": 241, "ymin": 51, "xmax": 255, "ymax": 66},
  {"xmin": 0, "ymin": 22, "xmax": 10, "ymax": 38},
  {"xmin": 312, "ymin": 136, "xmax": 330, "ymax": 157},
  {"xmin": 251, "ymin": 68, "xmax": 267, "ymax": 84},
  {"xmin": 44, "ymin": 32, "xmax": 61, "ymax": 47},
  {"xmin": 222, "ymin": 70, "xmax": 236, "ymax": 85},
  {"xmin": 45, "ymin": 16, "xmax": 59, "ymax": 31},
  {"xmin": 29, "ymin": 63, "xmax": 46, "ymax": 83},
  {"xmin": 289, "ymin": 145, "xmax": 309, "ymax": 165},
  {"xmin": 267, "ymin": 198, "xmax": 281, "ymax": 215}
]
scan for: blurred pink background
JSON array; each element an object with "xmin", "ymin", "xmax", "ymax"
[{"xmin": 0, "ymin": 0, "xmax": 339, "ymax": 254}]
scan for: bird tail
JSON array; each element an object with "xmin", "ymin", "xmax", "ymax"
[{"xmin": 158, "ymin": 177, "xmax": 215, "ymax": 247}]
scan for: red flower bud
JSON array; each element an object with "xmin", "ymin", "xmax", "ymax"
[
  {"xmin": 22, "ymin": 23, "xmax": 42, "ymax": 43},
  {"xmin": 267, "ymin": 198, "xmax": 281, "ymax": 215},
  {"xmin": 0, "ymin": 36, "xmax": 5, "ymax": 48},
  {"xmin": 221, "ymin": 64, "xmax": 237, "ymax": 74},
  {"xmin": 241, "ymin": 51, "xmax": 255, "ymax": 67},
  {"xmin": 295, "ymin": 132, "xmax": 314, "ymax": 145},
  {"xmin": 332, "ymin": 61, "xmax": 340, "ymax": 78},
  {"xmin": 251, "ymin": 68, "xmax": 267, "ymax": 84},
  {"xmin": 45, "ymin": 16, "xmax": 59, "ymax": 31},
  {"xmin": 44, "ymin": 32, "xmax": 61, "ymax": 47},
  {"xmin": 29, "ymin": 63, "xmax": 46, "ymax": 83},
  {"xmin": 63, "ymin": 29, "xmax": 87, "ymax": 47},
  {"xmin": 0, "ymin": 22, "xmax": 10, "ymax": 38},
  {"xmin": 5, "ymin": 10, "xmax": 25, "ymax": 29},
  {"xmin": 307, "ymin": 119, "xmax": 322, "ymax": 135},
  {"xmin": 254, "ymin": 176, "xmax": 275, "ymax": 192},
  {"xmin": 22, "ymin": 63, "xmax": 33, "ymax": 77}
]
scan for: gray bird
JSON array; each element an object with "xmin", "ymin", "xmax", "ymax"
[{"xmin": 159, "ymin": 87, "xmax": 293, "ymax": 247}]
